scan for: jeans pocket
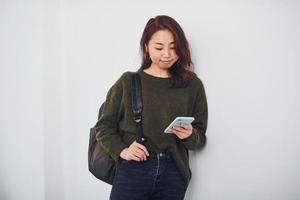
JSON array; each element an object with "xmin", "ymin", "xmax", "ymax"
[{"xmin": 119, "ymin": 158, "xmax": 131, "ymax": 164}]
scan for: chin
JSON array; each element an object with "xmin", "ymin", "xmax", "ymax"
[
  {"xmin": 159, "ymin": 64, "xmax": 172, "ymax": 69},
  {"xmin": 160, "ymin": 62, "xmax": 174, "ymax": 67}
]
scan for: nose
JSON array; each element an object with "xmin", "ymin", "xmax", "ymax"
[{"xmin": 163, "ymin": 48, "xmax": 171, "ymax": 57}]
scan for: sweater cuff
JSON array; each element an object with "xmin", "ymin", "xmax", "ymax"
[
  {"xmin": 109, "ymin": 143, "xmax": 128, "ymax": 161},
  {"xmin": 181, "ymin": 128, "xmax": 197, "ymax": 145}
]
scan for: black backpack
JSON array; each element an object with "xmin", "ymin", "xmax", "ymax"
[{"xmin": 88, "ymin": 72, "xmax": 143, "ymax": 184}]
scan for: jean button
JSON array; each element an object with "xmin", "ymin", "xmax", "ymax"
[{"xmin": 159, "ymin": 153, "xmax": 163, "ymax": 157}]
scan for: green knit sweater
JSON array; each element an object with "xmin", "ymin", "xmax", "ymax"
[{"xmin": 96, "ymin": 70, "xmax": 208, "ymax": 185}]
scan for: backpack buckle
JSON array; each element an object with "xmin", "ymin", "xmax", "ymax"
[{"xmin": 133, "ymin": 115, "xmax": 142, "ymax": 123}]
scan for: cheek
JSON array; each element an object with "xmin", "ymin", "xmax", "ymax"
[
  {"xmin": 173, "ymin": 56, "xmax": 179, "ymax": 62},
  {"xmin": 173, "ymin": 53, "xmax": 179, "ymax": 60},
  {"xmin": 149, "ymin": 52, "xmax": 161, "ymax": 62}
]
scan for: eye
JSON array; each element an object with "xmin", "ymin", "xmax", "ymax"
[{"xmin": 155, "ymin": 47, "xmax": 175, "ymax": 50}]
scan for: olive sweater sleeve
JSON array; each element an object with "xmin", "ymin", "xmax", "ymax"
[
  {"xmin": 95, "ymin": 73, "xmax": 128, "ymax": 160},
  {"xmin": 181, "ymin": 78, "xmax": 208, "ymax": 150}
]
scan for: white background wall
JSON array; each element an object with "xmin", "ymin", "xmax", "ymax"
[{"xmin": 1, "ymin": 0, "xmax": 300, "ymax": 199}]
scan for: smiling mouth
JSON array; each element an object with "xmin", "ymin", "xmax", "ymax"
[{"xmin": 162, "ymin": 60, "xmax": 172, "ymax": 63}]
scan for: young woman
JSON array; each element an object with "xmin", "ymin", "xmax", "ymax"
[{"xmin": 96, "ymin": 15, "xmax": 208, "ymax": 200}]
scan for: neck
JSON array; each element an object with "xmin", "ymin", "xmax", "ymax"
[{"xmin": 144, "ymin": 64, "xmax": 171, "ymax": 78}]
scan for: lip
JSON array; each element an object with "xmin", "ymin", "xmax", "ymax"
[{"xmin": 161, "ymin": 60, "xmax": 172, "ymax": 63}]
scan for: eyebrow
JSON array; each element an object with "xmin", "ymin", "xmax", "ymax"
[{"xmin": 154, "ymin": 42, "xmax": 175, "ymax": 45}]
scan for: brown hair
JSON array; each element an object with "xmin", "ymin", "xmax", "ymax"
[{"xmin": 138, "ymin": 15, "xmax": 194, "ymax": 88}]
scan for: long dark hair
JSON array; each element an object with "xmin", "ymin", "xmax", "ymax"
[{"xmin": 138, "ymin": 15, "xmax": 194, "ymax": 88}]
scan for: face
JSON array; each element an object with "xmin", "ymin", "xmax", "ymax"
[{"xmin": 145, "ymin": 29, "xmax": 179, "ymax": 71}]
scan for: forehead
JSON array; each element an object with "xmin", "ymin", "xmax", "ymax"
[{"xmin": 149, "ymin": 30, "xmax": 174, "ymax": 45}]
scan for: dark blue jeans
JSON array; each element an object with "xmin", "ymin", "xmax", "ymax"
[{"xmin": 110, "ymin": 152, "xmax": 188, "ymax": 200}]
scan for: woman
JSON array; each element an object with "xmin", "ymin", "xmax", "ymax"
[{"xmin": 96, "ymin": 15, "xmax": 208, "ymax": 200}]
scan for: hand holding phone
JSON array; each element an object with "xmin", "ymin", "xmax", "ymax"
[{"xmin": 164, "ymin": 117, "xmax": 194, "ymax": 133}]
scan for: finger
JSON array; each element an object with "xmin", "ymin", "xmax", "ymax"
[
  {"xmin": 130, "ymin": 145, "xmax": 145, "ymax": 159},
  {"xmin": 179, "ymin": 127, "xmax": 191, "ymax": 135},
  {"xmin": 171, "ymin": 128, "xmax": 185, "ymax": 139},
  {"xmin": 133, "ymin": 150, "xmax": 147, "ymax": 161},
  {"xmin": 173, "ymin": 126, "xmax": 186, "ymax": 133},
  {"xmin": 178, "ymin": 131, "xmax": 191, "ymax": 139},
  {"xmin": 135, "ymin": 143, "xmax": 149, "ymax": 156},
  {"xmin": 136, "ymin": 146, "xmax": 148, "ymax": 160},
  {"xmin": 177, "ymin": 133, "xmax": 185, "ymax": 139},
  {"xmin": 133, "ymin": 148, "xmax": 147, "ymax": 160},
  {"xmin": 140, "ymin": 138, "xmax": 147, "ymax": 159},
  {"xmin": 128, "ymin": 148, "xmax": 141, "ymax": 161},
  {"xmin": 181, "ymin": 124, "xmax": 192, "ymax": 130},
  {"xmin": 130, "ymin": 154, "xmax": 141, "ymax": 162}
]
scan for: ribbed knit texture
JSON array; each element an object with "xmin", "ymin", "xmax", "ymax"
[{"xmin": 96, "ymin": 70, "xmax": 208, "ymax": 185}]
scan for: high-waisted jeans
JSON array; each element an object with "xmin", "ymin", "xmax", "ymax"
[{"xmin": 110, "ymin": 152, "xmax": 188, "ymax": 200}]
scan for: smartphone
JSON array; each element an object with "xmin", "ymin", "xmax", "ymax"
[{"xmin": 164, "ymin": 117, "xmax": 195, "ymax": 133}]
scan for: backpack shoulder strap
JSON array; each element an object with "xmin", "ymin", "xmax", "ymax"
[{"xmin": 129, "ymin": 72, "xmax": 143, "ymax": 144}]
